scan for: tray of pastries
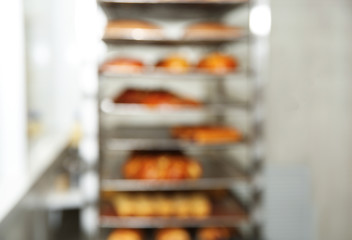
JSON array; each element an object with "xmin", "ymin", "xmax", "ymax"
[
  {"xmin": 103, "ymin": 20, "xmax": 246, "ymax": 43},
  {"xmin": 101, "ymin": 150, "xmax": 249, "ymax": 191},
  {"xmin": 102, "ymin": 126, "xmax": 244, "ymax": 150},
  {"xmin": 100, "ymin": 190, "xmax": 248, "ymax": 228},
  {"xmin": 99, "ymin": 52, "xmax": 240, "ymax": 76},
  {"xmin": 104, "ymin": 227, "xmax": 243, "ymax": 240}
]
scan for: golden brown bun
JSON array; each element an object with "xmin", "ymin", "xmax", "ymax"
[
  {"xmin": 105, "ymin": 20, "xmax": 163, "ymax": 39},
  {"xmin": 123, "ymin": 151, "xmax": 202, "ymax": 180},
  {"xmin": 156, "ymin": 229, "xmax": 191, "ymax": 240},
  {"xmin": 197, "ymin": 228, "xmax": 231, "ymax": 240},
  {"xmin": 184, "ymin": 22, "xmax": 242, "ymax": 40},
  {"xmin": 107, "ymin": 229, "xmax": 143, "ymax": 240},
  {"xmin": 100, "ymin": 58, "xmax": 144, "ymax": 74},
  {"xmin": 171, "ymin": 126, "xmax": 242, "ymax": 144},
  {"xmin": 197, "ymin": 53, "xmax": 238, "ymax": 74},
  {"xmin": 156, "ymin": 55, "xmax": 190, "ymax": 74}
]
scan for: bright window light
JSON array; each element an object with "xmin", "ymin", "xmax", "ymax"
[{"xmin": 250, "ymin": 5, "xmax": 271, "ymax": 36}]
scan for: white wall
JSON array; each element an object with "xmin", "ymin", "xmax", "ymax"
[{"xmin": 267, "ymin": 0, "xmax": 352, "ymax": 239}]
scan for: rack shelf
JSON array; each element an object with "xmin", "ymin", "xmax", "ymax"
[{"xmin": 101, "ymin": 156, "xmax": 250, "ymax": 191}]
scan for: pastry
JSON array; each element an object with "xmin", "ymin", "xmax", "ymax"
[
  {"xmin": 184, "ymin": 22, "xmax": 242, "ymax": 40},
  {"xmin": 189, "ymin": 193, "xmax": 211, "ymax": 217},
  {"xmin": 155, "ymin": 229, "xmax": 191, "ymax": 240},
  {"xmin": 197, "ymin": 228, "xmax": 231, "ymax": 240},
  {"xmin": 197, "ymin": 52, "xmax": 238, "ymax": 74},
  {"xmin": 123, "ymin": 151, "xmax": 202, "ymax": 180},
  {"xmin": 107, "ymin": 229, "xmax": 143, "ymax": 240},
  {"xmin": 171, "ymin": 126, "xmax": 242, "ymax": 144},
  {"xmin": 104, "ymin": 19, "xmax": 163, "ymax": 40},
  {"xmin": 100, "ymin": 58, "xmax": 144, "ymax": 74},
  {"xmin": 113, "ymin": 88, "xmax": 201, "ymax": 109},
  {"xmin": 156, "ymin": 55, "xmax": 190, "ymax": 74}
]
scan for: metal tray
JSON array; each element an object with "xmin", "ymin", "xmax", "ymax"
[
  {"xmin": 101, "ymin": 154, "xmax": 250, "ymax": 191},
  {"xmin": 100, "ymin": 192, "xmax": 249, "ymax": 228},
  {"xmin": 102, "ymin": 33, "xmax": 247, "ymax": 45},
  {"xmin": 99, "ymin": 69, "xmax": 245, "ymax": 80},
  {"xmin": 100, "ymin": 99, "xmax": 249, "ymax": 116},
  {"xmin": 101, "ymin": 126, "xmax": 247, "ymax": 150}
]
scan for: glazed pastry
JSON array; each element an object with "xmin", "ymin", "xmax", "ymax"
[
  {"xmin": 100, "ymin": 58, "xmax": 144, "ymax": 74},
  {"xmin": 156, "ymin": 55, "xmax": 190, "ymax": 74},
  {"xmin": 107, "ymin": 229, "xmax": 143, "ymax": 240},
  {"xmin": 104, "ymin": 19, "xmax": 163, "ymax": 40},
  {"xmin": 184, "ymin": 22, "xmax": 242, "ymax": 40},
  {"xmin": 171, "ymin": 126, "xmax": 242, "ymax": 144},
  {"xmin": 155, "ymin": 229, "xmax": 191, "ymax": 240},
  {"xmin": 197, "ymin": 52, "xmax": 238, "ymax": 74}
]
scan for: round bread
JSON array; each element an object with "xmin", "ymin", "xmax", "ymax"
[
  {"xmin": 107, "ymin": 229, "xmax": 143, "ymax": 240},
  {"xmin": 197, "ymin": 53, "xmax": 238, "ymax": 74},
  {"xmin": 156, "ymin": 55, "xmax": 190, "ymax": 74},
  {"xmin": 156, "ymin": 229, "xmax": 191, "ymax": 240},
  {"xmin": 100, "ymin": 58, "xmax": 144, "ymax": 74},
  {"xmin": 184, "ymin": 22, "xmax": 242, "ymax": 40},
  {"xmin": 197, "ymin": 228, "xmax": 231, "ymax": 240},
  {"xmin": 105, "ymin": 20, "xmax": 163, "ymax": 40}
]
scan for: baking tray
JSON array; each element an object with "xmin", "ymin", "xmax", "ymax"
[
  {"xmin": 101, "ymin": 126, "xmax": 247, "ymax": 150},
  {"xmin": 102, "ymin": 32, "xmax": 247, "ymax": 45},
  {"xmin": 100, "ymin": 99, "xmax": 249, "ymax": 116},
  {"xmin": 100, "ymin": 192, "xmax": 249, "ymax": 228},
  {"xmin": 101, "ymin": 154, "xmax": 250, "ymax": 191},
  {"xmin": 99, "ymin": 69, "xmax": 246, "ymax": 80}
]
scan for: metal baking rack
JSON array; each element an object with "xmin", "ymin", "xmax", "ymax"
[{"xmin": 96, "ymin": 0, "xmax": 267, "ymax": 238}]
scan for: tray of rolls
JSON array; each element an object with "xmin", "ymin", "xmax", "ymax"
[
  {"xmin": 99, "ymin": 52, "xmax": 242, "ymax": 77},
  {"xmin": 101, "ymin": 150, "xmax": 250, "ymax": 191},
  {"xmin": 103, "ymin": 20, "xmax": 247, "ymax": 43},
  {"xmin": 101, "ymin": 227, "xmax": 245, "ymax": 240},
  {"xmin": 100, "ymin": 190, "xmax": 249, "ymax": 228},
  {"xmin": 102, "ymin": 126, "xmax": 246, "ymax": 150}
]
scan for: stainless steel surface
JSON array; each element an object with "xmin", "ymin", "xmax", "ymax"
[{"xmin": 101, "ymin": 153, "xmax": 250, "ymax": 191}]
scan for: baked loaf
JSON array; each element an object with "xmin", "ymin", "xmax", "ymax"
[
  {"xmin": 156, "ymin": 55, "xmax": 190, "ymax": 74},
  {"xmin": 107, "ymin": 229, "xmax": 143, "ymax": 240},
  {"xmin": 171, "ymin": 126, "xmax": 242, "ymax": 144},
  {"xmin": 104, "ymin": 20, "xmax": 163, "ymax": 40},
  {"xmin": 112, "ymin": 192, "xmax": 211, "ymax": 217},
  {"xmin": 197, "ymin": 52, "xmax": 238, "ymax": 74},
  {"xmin": 155, "ymin": 229, "xmax": 191, "ymax": 240},
  {"xmin": 184, "ymin": 22, "xmax": 242, "ymax": 40},
  {"xmin": 100, "ymin": 58, "xmax": 144, "ymax": 74},
  {"xmin": 123, "ymin": 151, "xmax": 202, "ymax": 180},
  {"xmin": 197, "ymin": 228, "xmax": 231, "ymax": 240},
  {"xmin": 113, "ymin": 88, "xmax": 201, "ymax": 108}
]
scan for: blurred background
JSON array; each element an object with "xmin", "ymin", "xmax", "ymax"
[{"xmin": 0, "ymin": 0, "xmax": 351, "ymax": 240}]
